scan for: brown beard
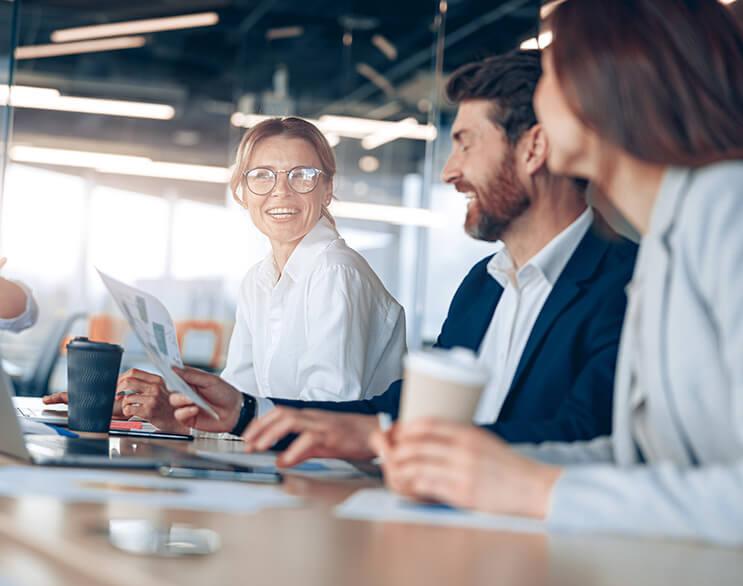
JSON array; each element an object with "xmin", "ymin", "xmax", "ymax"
[{"xmin": 464, "ymin": 150, "xmax": 531, "ymax": 242}]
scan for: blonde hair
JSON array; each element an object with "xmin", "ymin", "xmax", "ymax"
[{"xmin": 230, "ymin": 116, "xmax": 336, "ymax": 226}]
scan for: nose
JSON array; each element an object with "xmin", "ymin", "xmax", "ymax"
[
  {"xmin": 270, "ymin": 171, "xmax": 291, "ymax": 197},
  {"xmin": 441, "ymin": 152, "xmax": 461, "ymax": 184}
]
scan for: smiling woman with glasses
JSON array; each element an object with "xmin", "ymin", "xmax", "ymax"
[{"xmin": 205, "ymin": 116, "xmax": 406, "ymax": 410}]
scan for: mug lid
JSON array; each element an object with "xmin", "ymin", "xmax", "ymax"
[
  {"xmin": 404, "ymin": 347, "xmax": 490, "ymax": 386},
  {"xmin": 66, "ymin": 336, "xmax": 123, "ymax": 353}
]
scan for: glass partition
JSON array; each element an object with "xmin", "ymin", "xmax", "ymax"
[{"xmin": 0, "ymin": 0, "xmax": 542, "ymax": 390}]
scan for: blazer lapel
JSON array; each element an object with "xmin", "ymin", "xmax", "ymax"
[
  {"xmin": 435, "ymin": 257, "xmax": 504, "ymax": 352},
  {"xmin": 506, "ymin": 225, "xmax": 611, "ymax": 398}
]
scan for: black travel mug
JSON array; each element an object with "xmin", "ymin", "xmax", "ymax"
[{"xmin": 66, "ymin": 337, "xmax": 123, "ymax": 433}]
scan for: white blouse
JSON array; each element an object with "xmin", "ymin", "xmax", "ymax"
[{"xmin": 222, "ymin": 217, "xmax": 406, "ymax": 403}]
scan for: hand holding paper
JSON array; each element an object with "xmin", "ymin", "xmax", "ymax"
[
  {"xmin": 97, "ymin": 269, "xmax": 219, "ymax": 420},
  {"xmin": 169, "ymin": 367, "xmax": 243, "ymax": 433}
]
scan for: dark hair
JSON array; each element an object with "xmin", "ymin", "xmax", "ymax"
[
  {"xmin": 548, "ymin": 0, "xmax": 743, "ymax": 166},
  {"xmin": 446, "ymin": 49, "xmax": 542, "ymax": 145}
]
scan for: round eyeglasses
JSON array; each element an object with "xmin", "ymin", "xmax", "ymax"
[{"xmin": 243, "ymin": 166, "xmax": 325, "ymax": 196}]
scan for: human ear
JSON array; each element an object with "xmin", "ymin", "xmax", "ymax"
[{"xmin": 523, "ymin": 125, "xmax": 549, "ymax": 176}]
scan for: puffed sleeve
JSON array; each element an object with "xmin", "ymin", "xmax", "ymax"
[
  {"xmin": 0, "ymin": 281, "xmax": 38, "ymax": 333},
  {"xmin": 295, "ymin": 265, "xmax": 398, "ymax": 401}
]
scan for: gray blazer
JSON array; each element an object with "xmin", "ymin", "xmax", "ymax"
[{"xmin": 520, "ymin": 162, "xmax": 743, "ymax": 546}]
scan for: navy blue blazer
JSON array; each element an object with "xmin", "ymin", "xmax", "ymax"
[{"xmin": 274, "ymin": 222, "xmax": 637, "ymax": 444}]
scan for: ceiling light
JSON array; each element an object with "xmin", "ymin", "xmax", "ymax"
[
  {"xmin": 231, "ymin": 113, "xmax": 436, "ymax": 144},
  {"xmin": 10, "ymin": 146, "xmax": 229, "ymax": 183},
  {"xmin": 10, "ymin": 145, "xmax": 446, "ymax": 226},
  {"xmin": 320, "ymin": 115, "xmax": 437, "ymax": 141},
  {"xmin": 719, "ymin": 0, "xmax": 736, "ymax": 4},
  {"xmin": 231, "ymin": 113, "xmax": 341, "ymax": 146},
  {"xmin": 332, "ymin": 201, "xmax": 446, "ymax": 228},
  {"xmin": 0, "ymin": 85, "xmax": 175, "ymax": 120},
  {"xmin": 358, "ymin": 156, "xmax": 380, "ymax": 173},
  {"xmin": 0, "ymin": 85, "xmax": 60, "ymax": 102},
  {"xmin": 371, "ymin": 34, "xmax": 398, "ymax": 60},
  {"xmin": 51, "ymin": 12, "xmax": 219, "ymax": 43},
  {"xmin": 15, "ymin": 36, "xmax": 146, "ymax": 60},
  {"xmin": 266, "ymin": 26, "xmax": 304, "ymax": 41},
  {"xmin": 325, "ymin": 133, "xmax": 341, "ymax": 147},
  {"xmin": 361, "ymin": 117, "xmax": 417, "ymax": 150},
  {"xmin": 519, "ymin": 31, "xmax": 553, "ymax": 50}
]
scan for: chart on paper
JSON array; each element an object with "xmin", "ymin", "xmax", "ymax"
[{"xmin": 97, "ymin": 269, "xmax": 219, "ymax": 419}]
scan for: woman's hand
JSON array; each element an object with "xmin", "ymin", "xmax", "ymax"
[
  {"xmin": 370, "ymin": 418, "xmax": 562, "ymax": 519},
  {"xmin": 44, "ymin": 390, "xmax": 126, "ymax": 418},
  {"xmin": 44, "ymin": 369, "xmax": 190, "ymax": 432},
  {"xmin": 115, "ymin": 369, "xmax": 190, "ymax": 433},
  {"xmin": 169, "ymin": 367, "xmax": 243, "ymax": 433}
]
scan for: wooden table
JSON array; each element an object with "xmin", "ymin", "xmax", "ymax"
[{"xmin": 1, "ymin": 437, "xmax": 741, "ymax": 586}]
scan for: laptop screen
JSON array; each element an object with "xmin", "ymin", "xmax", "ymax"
[{"xmin": 0, "ymin": 358, "xmax": 33, "ymax": 462}]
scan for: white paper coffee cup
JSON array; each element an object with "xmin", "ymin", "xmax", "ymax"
[{"xmin": 398, "ymin": 347, "xmax": 490, "ymax": 423}]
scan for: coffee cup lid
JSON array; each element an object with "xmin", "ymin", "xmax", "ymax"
[
  {"xmin": 66, "ymin": 336, "xmax": 123, "ymax": 353},
  {"xmin": 404, "ymin": 347, "xmax": 490, "ymax": 386}
]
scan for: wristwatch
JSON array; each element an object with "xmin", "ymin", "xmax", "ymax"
[{"xmin": 229, "ymin": 394, "xmax": 257, "ymax": 436}]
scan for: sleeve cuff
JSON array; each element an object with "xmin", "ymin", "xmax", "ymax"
[
  {"xmin": 255, "ymin": 396, "xmax": 274, "ymax": 418},
  {"xmin": 0, "ymin": 281, "xmax": 38, "ymax": 332}
]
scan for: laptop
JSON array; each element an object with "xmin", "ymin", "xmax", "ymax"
[{"xmin": 0, "ymin": 361, "xmax": 221, "ymax": 470}]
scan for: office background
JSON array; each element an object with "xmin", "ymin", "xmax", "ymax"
[{"xmin": 0, "ymin": 0, "xmax": 549, "ymax": 390}]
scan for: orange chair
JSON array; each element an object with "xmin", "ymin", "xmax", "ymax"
[
  {"xmin": 175, "ymin": 320, "xmax": 224, "ymax": 371},
  {"xmin": 88, "ymin": 313, "xmax": 127, "ymax": 344},
  {"xmin": 60, "ymin": 313, "xmax": 127, "ymax": 354}
]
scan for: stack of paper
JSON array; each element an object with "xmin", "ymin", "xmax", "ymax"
[
  {"xmin": 0, "ymin": 467, "xmax": 299, "ymax": 513},
  {"xmin": 336, "ymin": 488, "xmax": 544, "ymax": 533},
  {"xmin": 195, "ymin": 450, "xmax": 367, "ymax": 479}
]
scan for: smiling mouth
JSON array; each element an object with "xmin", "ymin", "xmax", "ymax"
[{"xmin": 266, "ymin": 207, "xmax": 300, "ymax": 218}]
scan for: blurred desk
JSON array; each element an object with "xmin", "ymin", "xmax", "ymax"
[{"xmin": 1, "ymin": 438, "xmax": 741, "ymax": 586}]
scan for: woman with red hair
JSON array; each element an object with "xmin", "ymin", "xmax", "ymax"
[{"xmin": 374, "ymin": 0, "xmax": 743, "ymax": 545}]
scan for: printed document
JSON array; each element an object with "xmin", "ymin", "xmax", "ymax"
[
  {"xmin": 97, "ymin": 269, "xmax": 218, "ymax": 419},
  {"xmin": 336, "ymin": 488, "xmax": 544, "ymax": 533}
]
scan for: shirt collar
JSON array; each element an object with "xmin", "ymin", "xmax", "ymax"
[
  {"xmin": 256, "ymin": 216, "xmax": 340, "ymax": 290},
  {"xmin": 648, "ymin": 166, "xmax": 686, "ymax": 238},
  {"xmin": 487, "ymin": 207, "xmax": 594, "ymax": 288}
]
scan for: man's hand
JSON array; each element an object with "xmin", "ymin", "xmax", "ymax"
[
  {"xmin": 242, "ymin": 407, "xmax": 379, "ymax": 467},
  {"xmin": 370, "ymin": 418, "xmax": 561, "ymax": 519},
  {"xmin": 169, "ymin": 367, "xmax": 243, "ymax": 433}
]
